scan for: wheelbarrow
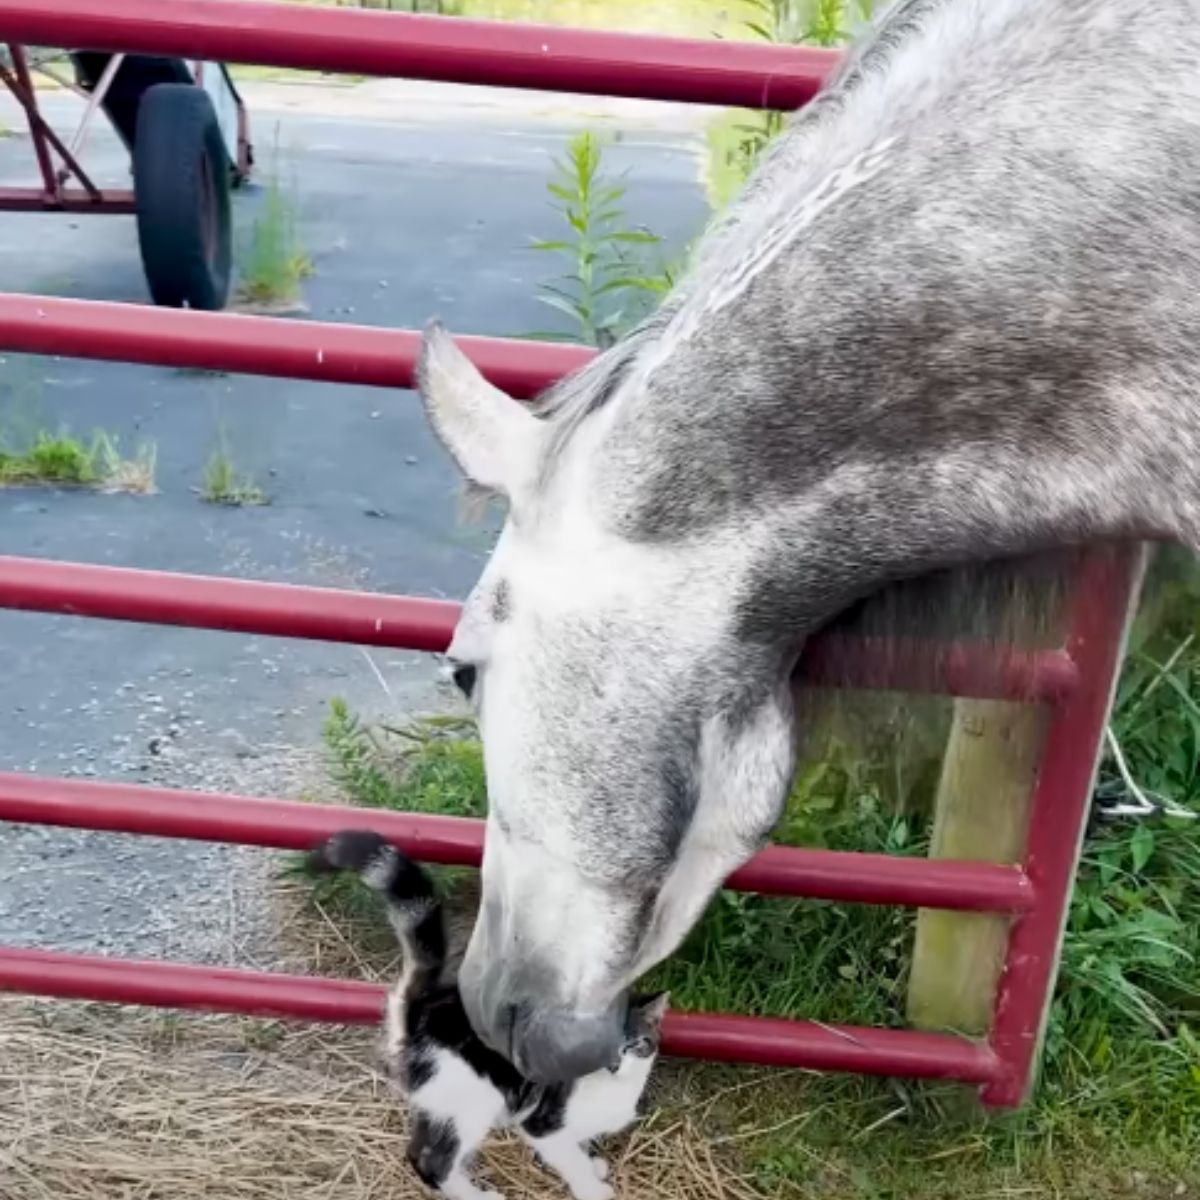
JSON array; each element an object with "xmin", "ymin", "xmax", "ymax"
[{"xmin": 0, "ymin": 45, "xmax": 254, "ymax": 310}]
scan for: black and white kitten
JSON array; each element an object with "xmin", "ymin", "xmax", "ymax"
[{"xmin": 308, "ymin": 830, "xmax": 666, "ymax": 1200}]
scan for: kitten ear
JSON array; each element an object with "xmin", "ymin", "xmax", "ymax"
[{"xmin": 634, "ymin": 991, "xmax": 670, "ymax": 1029}]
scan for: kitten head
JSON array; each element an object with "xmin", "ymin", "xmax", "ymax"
[{"xmin": 610, "ymin": 991, "xmax": 668, "ymax": 1072}]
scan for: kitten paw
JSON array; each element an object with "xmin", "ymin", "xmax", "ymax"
[
  {"xmin": 590, "ymin": 1157, "xmax": 610, "ymax": 1181},
  {"xmin": 479, "ymin": 1191, "xmax": 505, "ymax": 1200}
]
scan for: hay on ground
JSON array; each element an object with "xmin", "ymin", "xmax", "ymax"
[{"xmin": 0, "ymin": 996, "xmax": 763, "ymax": 1199}]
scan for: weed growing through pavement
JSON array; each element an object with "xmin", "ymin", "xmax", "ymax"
[
  {"xmin": 236, "ymin": 129, "xmax": 314, "ymax": 309},
  {"xmin": 198, "ymin": 424, "xmax": 267, "ymax": 507}
]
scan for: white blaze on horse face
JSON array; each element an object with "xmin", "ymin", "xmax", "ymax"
[{"xmin": 450, "ymin": 525, "xmax": 797, "ymax": 1014}]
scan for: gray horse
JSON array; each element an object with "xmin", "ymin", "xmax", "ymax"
[{"xmin": 416, "ymin": 0, "xmax": 1200, "ymax": 1082}]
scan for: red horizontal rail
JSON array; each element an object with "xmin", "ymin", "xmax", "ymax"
[
  {"xmin": 0, "ymin": 294, "xmax": 589, "ymax": 400},
  {"xmin": 667, "ymin": 1010, "xmax": 1002, "ymax": 1082},
  {"xmin": 801, "ymin": 634, "xmax": 1077, "ymax": 703},
  {"xmin": 0, "ymin": 946, "xmax": 1003, "ymax": 1084},
  {"xmin": 0, "ymin": 555, "xmax": 1074, "ymax": 703},
  {"xmin": 0, "ymin": 772, "xmax": 1034, "ymax": 911},
  {"xmin": 0, "ymin": 555, "xmax": 460, "ymax": 651},
  {"xmin": 0, "ymin": 188, "xmax": 137, "ymax": 214},
  {"xmin": 0, "ymin": 946, "xmax": 384, "ymax": 1024},
  {"xmin": 0, "ymin": 0, "xmax": 836, "ymax": 109},
  {"xmin": 736, "ymin": 843, "xmax": 1031, "ymax": 910}
]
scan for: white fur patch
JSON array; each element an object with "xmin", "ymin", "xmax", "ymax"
[
  {"xmin": 361, "ymin": 846, "xmax": 399, "ymax": 891},
  {"xmin": 382, "ymin": 966, "xmax": 657, "ymax": 1200}
]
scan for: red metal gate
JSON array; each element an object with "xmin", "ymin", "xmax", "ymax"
[{"xmin": 0, "ymin": 0, "xmax": 1144, "ymax": 1110}]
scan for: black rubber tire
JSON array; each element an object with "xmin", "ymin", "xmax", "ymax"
[{"xmin": 133, "ymin": 83, "xmax": 232, "ymax": 311}]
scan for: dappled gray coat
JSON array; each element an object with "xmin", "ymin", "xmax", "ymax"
[{"xmin": 414, "ymin": 0, "xmax": 1200, "ymax": 1084}]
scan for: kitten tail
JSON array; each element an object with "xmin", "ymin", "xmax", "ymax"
[{"xmin": 308, "ymin": 830, "xmax": 446, "ymax": 987}]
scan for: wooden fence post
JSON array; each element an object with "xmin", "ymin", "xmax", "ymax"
[{"xmin": 906, "ymin": 696, "xmax": 1048, "ymax": 1034}]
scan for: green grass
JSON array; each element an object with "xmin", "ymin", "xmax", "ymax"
[
  {"xmin": 0, "ymin": 427, "xmax": 157, "ymax": 492},
  {"xmin": 0, "ymin": 431, "xmax": 98, "ymax": 485},
  {"xmin": 322, "ymin": 699, "xmax": 485, "ymax": 819},
  {"xmin": 695, "ymin": 1060, "xmax": 1199, "ymax": 1199},
  {"xmin": 284, "ymin": 701, "xmax": 483, "ymax": 930},
  {"xmin": 200, "ymin": 447, "xmax": 268, "ymax": 507},
  {"xmin": 291, "ymin": 549, "xmax": 1200, "ymax": 1198},
  {"xmin": 236, "ymin": 134, "xmax": 314, "ymax": 309},
  {"xmin": 2, "ymin": 356, "xmax": 157, "ymax": 492}
]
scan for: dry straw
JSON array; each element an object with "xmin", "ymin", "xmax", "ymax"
[{"xmin": 0, "ymin": 995, "xmax": 765, "ymax": 1200}]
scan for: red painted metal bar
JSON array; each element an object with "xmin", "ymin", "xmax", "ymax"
[
  {"xmin": 0, "ymin": 772, "xmax": 1034, "ymax": 912},
  {"xmin": 800, "ymin": 634, "xmax": 1078, "ymax": 703},
  {"xmin": 0, "ymin": 0, "xmax": 1133, "ymax": 1114},
  {"xmin": 0, "ymin": 946, "xmax": 1003, "ymax": 1084},
  {"xmin": 0, "ymin": 555, "xmax": 460, "ymax": 652},
  {"xmin": 0, "ymin": 187, "xmax": 137, "ymax": 213},
  {"xmin": 0, "ymin": 50, "xmax": 103, "ymax": 201},
  {"xmin": 982, "ymin": 543, "xmax": 1146, "ymax": 1107},
  {"xmin": 0, "ymin": 0, "xmax": 837, "ymax": 110},
  {"xmin": 0, "ymin": 946, "xmax": 386, "ymax": 1025},
  {"xmin": 3, "ymin": 48, "xmax": 54, "ymax": 196},
  {"xmin": 0, "ymin": 294, "xmax": 589, "ymax": 399},
  {"xmin": 666, "ymin": 1010, "xmax": 1000, "ymax": 1081},
  {"xmin": 0, "ymin": 555, "xmax": 1077, "ymax": 704}
]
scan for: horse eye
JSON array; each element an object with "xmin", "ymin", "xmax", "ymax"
[{"xmin": 451, "ymin": 664, "xmax": 477, "ymax": 700}]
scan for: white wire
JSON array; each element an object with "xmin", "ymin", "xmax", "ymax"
[{"xmin": 1103, "ymin": 725, "xmax": 1198, "ymax": 821}]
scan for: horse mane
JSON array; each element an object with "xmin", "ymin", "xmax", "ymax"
[{"xmin": 530, "ymin": 309, "xmax": 675, "ymax": 491}]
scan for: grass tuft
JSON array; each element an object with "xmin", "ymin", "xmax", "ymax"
[
  {"xmin": 198, "ymin": 421, "xmax": 268, "ymax": 506},
  {"xmin": 200, "ymin": 446, "xmax": 268, "ymax": 507},
  {"xmin": 0, "ymin": 427, "xmax": 157, "ymax": 493},
  {"xmin": 236, "ymin": 132, "xmax": 313, "ymax": 309}
]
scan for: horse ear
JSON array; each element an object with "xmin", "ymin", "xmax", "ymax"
[{"xmin": 416, "ymin": 322, "xmax": 542, "ymax": 502}]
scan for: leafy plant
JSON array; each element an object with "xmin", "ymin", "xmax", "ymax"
[
  {"xmin": 283, "ymin": 700, "xmax": 485, "ymax": 919},
  {"xmin": 530, "ymin": 130, "xmax": 667, "ymax": 347},
  {"xmin": 322, "ymin": 698, "xmax": 485, "ymax": 819},
  {"xmin": 800, "ymin": 0, "xmax": 851, "ymax": 45},
  {"xmin": 706, "ymin": 0, "xmax": 868, "ymax": 208}
]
